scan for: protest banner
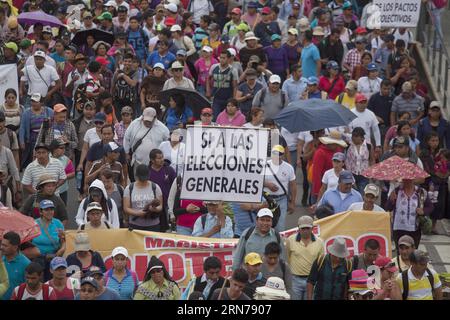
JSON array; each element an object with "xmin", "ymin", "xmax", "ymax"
[
  {"xmin": 369, "ymin": 0, "xmax": 421, "ymax": 28},
  {"xmin": 0, "ymin": 64, "xmax": 19, "ymax": 105},
  {"xmin": 65, "ymin": 211, "xmax": 391, "ymax": 288},
  {"xmin": 180, "ymin": 126, "xmax": 269, "ymax": 203}
]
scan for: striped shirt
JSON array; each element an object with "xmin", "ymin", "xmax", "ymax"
[
  {"xmin": 391, "ymin": 94, "xmax": 425, "ymax": 121},
  {"xmin": 396, "ymin": 268, "xmax": 442, "ymax": 300},
  {"xmin": 104, "ymin": 268, "xmax": 138, "ymax": 300},
  {"xmin": 22, "ymin": 157, "xmax": 67, "ymax": 190}
]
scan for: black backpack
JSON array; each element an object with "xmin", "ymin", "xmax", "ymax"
[
  {"xmin": 401, "ymin": 268, "xmax": 435, "ymax": 300},
  {"xmin": 114, "ymin": 71, "xmax": 137, "ymax": 103}
]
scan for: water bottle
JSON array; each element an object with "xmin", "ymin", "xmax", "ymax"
[{"xmin": 76, "ymin": 171, "xmax": 83, "ymax": 190}]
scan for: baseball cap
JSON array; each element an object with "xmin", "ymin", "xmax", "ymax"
[
  {"xmin": 307, "ymin": 76, "xmax": 318, "ymax": 85},
  {"xmin": 42, "ymin": 25, "xmax": 53, "ymax": 34},
  {"xmin": 170, "ymin": 24, "xmax": 182, "ymax": 32},
  {"xmin": 203, "ymin": 200, "xmax": 220, "ymax": 205},
  {"xmin": 271, "ymin": 34, "xmax": 281, "ymax": 41},
  {"xmin": 104, "ymin": 141, "xmax": 122, "ymax": 153},
  {"xmin": 342, "ymin": 1, "xmax": 352, "ymax": 9},
  {"xmin": 117, "ymin": 5, "xmax": 128, "ymax": 12},
  {"xmin": 53, "ymin": 103, "xmax": 67, "ymax": 113},
  {"xmin": 153, "ymin": 62, "xmax": 165, "ymax": 70},
  {"xmin": 86, "ymin": 202, "xmax": 103, "ymax": 214},
  {"xmin": 49, "ymin": 138, "xmax": 68, "ymax": 151},
  {"xmin": 293, "ymin": 2, "xmax": 301, "ymax": 9},
  {"xmin": 236, "ymin": 23, "xmax": 250, "ymax": 32},
  {"xmin": 208, "ymin": 23, "xmax": 220, "ymax": 31},
  {"xmin": 83, "ymin": 11, "xmax": 93, "ymax": 19},
  {"xmin": 339, "ymin": 170, "xmax": 355, "ymax": 184},
  {"xmin": 430, "ymin": 101, "xmax": 442, "ymax": 110},
  {"xmin": 143, "ymin": 107, "xmax": 156, "ymax": 121},
  {"xmin": 231, "ymin": 7, "xmax": 241, "ymax": 15},
  {"xmin": 104, "ymin": 0, "xmax": 117, "ymax": 8},
  {"xmin": 261, "ymin": 7, "xmax": 271, "ymax": 14},
  {"xmin": 345, "ymin": 80, "xmax": 358, "ymax": 91},
  {"xmin": 244, "ymin": 252, "xmax": 263, "ymax": 265},
  {"xmin": 402, "ymin": 81, "xmax": 412, "ymax": 92},
  {"xmin": 367, "ymin": 63, "xmax": 378, "ymax": 71},
  {"xmin": 269, "ymin": 75, "xmax": 281, "ymax": 84},
  {"xmin": 34, "ymin": 143, "xmax": 49, "ymax": 151},
  {"xmin": 201, "ymin": 45, "xmax": 213, "ymax": 53},
  {"xmin": 334, "ymin": 16, "xmax": 345, "ymax": 27},
  {"xmin": 393, "ymin": 135, "xmax": 409, "ymax": 147},
  {"xmin": 50, "ymin": 257, "xmax": 68, "ymax": 270},
  {"xmin": 95, "ymin": 56, "xmax": 110, "ymax": 66},
  {"xmin": 246, "ymin": 68, "xmax": 258, "ymax": 79},
  {"xmin": 40, "ymin": 199, "xmax": 55, "ymax": 209},
  {"xmin": 313, "ymin": 26, "xmax": 325, "ymax": 36},
  {"xmin": 298, "ymin": 215, "xmax": 314, "ymax": 229},
  {"xmin": 98, "ymin": 12, "xmax": 113, "ymax": 20},
  {"xmin": 271, "ymin": 144, "xmax": 285, "ymax": 154},
  {"xmin": 19, "ymin": 39, "xmax": 33, "ymax": 49},
  {"xmin": 112, "ymin": 246, "xmax": 129, "ymax": 258},
  {"xmin": 227, "ymin": 48, "xmax": 237, "ymax": 57},
  {"xmin": 87, "ymin": 266, "xmax": 104, "ymax": 277},
  {"xmin": 332, "ymin": 152, "xmax": 345, "ymax": 162},
  {"xmin": 257, "ymin": 208, "xmax": 273, "ymax": 218},
  {"xmin": 94, "ymin": 112, "xmax": 106, "ymax": 123},
  {"xmin": 121, "ymin": 106, "xmax": 133, "ymax": 114},
  {"xmin": 34, "ymin": 50, "xmax": 46, "ymax": 59},
  {"xmin": 355, "ymin": 27, "xmax": 368, "ymax": 34},
  {"xmin": 355, "ymin": 93, "xmax": 368, "ymax": 103},
  {"xmin": 355, "ymin": 36, "xmax": 366, "ymax": 43},
  {"xmin": 201, "ymin": 107, "xmax": 213, "ymax": 115},
  {"xmin": 80, "ymin": 276, "xmax": 99, "ymax": 289},
  {"xmin": 4, "ymin": 42, "xmax": 18, "ymax": 54},
  {"xmin": 171, "ymin": 61, "xmax": 184, "ymax": 69},
  {"xmin": 326, "ymin": 60, "xmax": 339, "ymax": 70},
  {"xmin": 31, "ymin": 93, "xmax": 42, "ymax": 102},
  {"xmin": 384, "ymin": 34, "xmax": 395, "ymax": 42},
  {"xmin": 7, "ymin": 16, "xmax": 18, "ymax": 29},
  {"xmin": 288, "ymin": 28, "xmax": 299, "ymax": 35},
  {"xmin": 374, "ymin": 256, "xmax": 398, "ymax": 273},
  {"xmin": 398, "ymin": 235, "xmax": 415, "ymax": 247},
  {"xmin": 176, "ymin": 49, "xmax": 187, "ymax": 56},
  {"xmin": 364, "ymin": 184, "xmax": 380, "ymax": 197},
  {"xmin": 245, "ymin": 31, "xmax": 259, "ymax": 41},
  {"xmin": 164, "ymin": 3, "xmax": 178, "ymax": 13},
  {"xmin": 299, "ymin": 17, "xmax": 310, "ymax": 32}
]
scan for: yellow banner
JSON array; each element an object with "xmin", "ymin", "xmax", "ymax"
[{"xmin": 65, "ymin": 211, "xmax": 391, "ymax": 288}]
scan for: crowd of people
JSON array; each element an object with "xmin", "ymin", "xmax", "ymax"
[{"xmin": 0, "ymin": 0, "xmax": 448, "ymax": 301}]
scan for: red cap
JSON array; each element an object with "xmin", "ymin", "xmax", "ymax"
[
  {"xmin": 374, "ymin": 256, "xmax": 398, "ymax": 273},
  {"xmin": 53, "ymin": 103, "xmax": 67, "ymax": 113},
  {"xmin": 261, "ymin": 7, "xmax": 271, "ymax": 14},
  {"xmin": 95, "ymin": 56, "xmax": 109, "ymax": 66},
  {"xmin": 201, "ymin": 108, "xmax": 213, "ymax": 115},
  {"xmin": 355, "ymin": 93, "xmax": 368, "ymax": 103},
  {"xmin": 165, "ymin": 17, "xmax": 176, "ymax": 27},
  {"xmin": 231, "ymin": 7, "xmax": 241, "ymax": 15},
  {"xmin": 355, "ymin": 27, "xmax": 368, "ymax": 34}
]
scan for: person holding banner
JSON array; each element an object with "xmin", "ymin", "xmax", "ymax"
[{"xmin": 264, "ymin": 145, "xmax": 297, "ymax": 232}]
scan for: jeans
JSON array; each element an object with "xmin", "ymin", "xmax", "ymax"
[
  {"xmin": 176, "ymin": 225, "xmax": 193, "ymax": 236},
  {"xmin": 212, "ymin": 98, "xmax": 227, "ymax": 120},
  {"xmin": 275, "ymin": 195, "xmax": 288, "ymax": 233},
  {"xmin": 292, "ymin": 276, "xmax": 308, "ymax": 300},
  {"xmin": 430, "ymin": 6, "xmax": 444, "ymax": 49},
  {"xmin": 354, "ymin": 174, "xmax": 369, "ymax": 196}
]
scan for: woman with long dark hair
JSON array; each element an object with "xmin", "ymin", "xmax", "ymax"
[{"xmin": 164, "ymin": 94, "xmax": 193, "ymax": 131}]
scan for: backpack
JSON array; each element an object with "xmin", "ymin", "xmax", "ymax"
[
  {"xmin": 240, "ymin": 226, "xmax": 282, "ymax": 266},
  {"xmin": 73, "ymin": 77, "xmax": 96, "ymax": 112},
  {"xmin": 16, "ymin": 283, "xmax": 50, "ymax": 300},
  {"xmin": 129, "ymin": 181, "xmax": 157, "ymax": 202},
  {"xmin": 80, "ymin": 221, "xmax": 111, "ymax": 230},
  {"xmin": 401, "ymin": 268, "xmax": 435, "ymax": 300},
  {"xmin": 432, "ymin": 0, "xmax": 448, "ymax": 9},
  {"xmin": 114, "ymin": 71, "xmax": 137, "ymax": 103},
  {"xmin": 258, "ymin": 88, "xmax": 286, "ymax": 108},
  {"xmin": 316, "ymin": 254, "xmax": 353, "ymax": 274}
]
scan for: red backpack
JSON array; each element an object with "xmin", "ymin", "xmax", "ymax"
[
  {"xmin": 433, "ymin": 0, "xmax": 448, "ymax": 9},
  {"xmin": 16, "ymin": 283, "xmax": 50, "ymax": 300}
]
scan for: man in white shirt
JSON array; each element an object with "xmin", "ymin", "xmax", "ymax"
[
  {"xmin": 24, "ymin": 41, "xmax": 56, "ymax": 69},
  {"xmin": 348, "ymin": 183, "xmax": 386, "ymax": 212},
  {"xmin": 20, "ymin": 50, "xmax": 61, "ymax": 108},
  {"xmin": 264, "ymin": 145, "xmax": 297, "ymax": 232},
  {"xmin": 346, "ymin": 93, "xmax": 382, "ymax": 156},
  {"xmin": 357, "ymin": 63, "xmax": 382, "ymax": 100},
  {"xmin": 189, "ymin": 0, "xmax": 214, "ymax": 25}
]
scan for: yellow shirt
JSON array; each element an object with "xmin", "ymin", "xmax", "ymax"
[
  {"xmin": 201, "ymin": 38, "xmax": 221, "ymax": 51},
  {"xmin": 285, "ymin": 234, "xmax": 324, "ymax": 276},
  {"xmin": 396, "ymin": 267, "xmax": 441, "ymax": 300},
  {"xmin": 133, "ymin": 278, "xmax": 181, "ymax": 300},
  {"xmin": 335, "ymin": 92, "xmax": 356, "ymax": 109}
]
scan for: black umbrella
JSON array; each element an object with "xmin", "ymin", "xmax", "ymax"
[
  {"xmin": 71, "ymin": 28, "xmax": 115, "ymax": 47},
  {"xmin": 273, "ymin": 99, "xmax": 357, "ymax": 132},
  {"xmin": 159, "ymin": 88, "xmax": 211, "ymax": 118}
]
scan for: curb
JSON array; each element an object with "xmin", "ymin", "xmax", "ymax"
[{"xmin": 440, "ymin": 219, "xmax": 450, "ymax": 237}]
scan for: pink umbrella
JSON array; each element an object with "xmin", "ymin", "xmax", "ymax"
[
  {"xmin": 0, "ymin": 207, "xmax": 41, "ymax": 243},
  {"xmin": 362, "ymin": 156, "xmax": 430, "ymax": 180}
]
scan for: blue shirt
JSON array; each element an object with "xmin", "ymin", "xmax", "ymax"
[
  {"xmin": 231, "ymin": 203, "xmax": 256, "ymax": 237},
  {"xmin": 301, "ymin": 43, "xmax": 321, "ymax": 79},
  {"xmin": 75, "ymin": 287, "xmax": 121, "ymax": 300},
  {"xmin": 282, "ymin": 77, "xmax": 308, "ymax": 103},
  {"xmin": 2, "ymin": 253, "xmax": 31, "ymax": 300},
  {"xmin": 146, "ymin": 51, "xmax": 176, "ymax": 70},
  {"xmin": 105, "ymin": 268, "xmax": 138, "ymax": 300},
  {"xmin": 192, "ymin": 213, "xmax": 234, "ymax": 238},
  {"xmin": 165, "ymin": 106, "xmax": 194, "ymax": 131},
  {"xmin": 317, "ymin": 188, "xmax": 363, "ymax": 214},
  {"xmin": 128, "ymin": 29, "xmax": 148, "ymax": 61},
  {"xmin": 32, "ymin": 218, "xmax": 64, "ymax": 255}
]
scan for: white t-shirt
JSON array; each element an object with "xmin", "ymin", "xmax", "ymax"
[
  {"xmin": 321, "ymin": 168, "xmax": 340, "ymax": 191},
  {"xmin": 297, "ymin": 131, "xmax": 313, "ymax": 153},
  {"xmin": 348, "ymin": 202, "xmax": 386, "ymax": 212},
  {"xmin": 264, "ymin": 160, "xmax": 296, "ymax": 196},
  {"xmin": 191, "ymin": 0, "xmax": 214, "ymax": 24},
  {"xmin": 348, "ymin": 108, "xmax": 381, "ymax": 146},
  {"xmin": 12, "ymin": 285, "xmax": 56, "ymax": 300},
  {"xmin": 83, "ymin": 128, "xmax": 101, "ymax": 148},
  {"xmin": 281, "ymin": 127, "xmax": 299, "ymax": 150},
  {"xmin": 21, "ymin": 64, "xmax": 60, "ymax": 97},
  {"xmin": 158, "ymin": 141, "xmax": 185, "ymax": 174},
  {"xmin": 357, "ymin": 77, "xmax": 382, "ymax": 100}
]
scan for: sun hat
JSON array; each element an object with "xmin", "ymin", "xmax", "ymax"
[
  {"xmin": 37, "ymin": 174, "xmax": 57, "ymax": 187},
  {"xmin": 288, "ymin": 28, "xmax": 299, "ymax": 35},
  {"xmin": 298, "ymin": 215, "xmax": 314, "ymax": 229},
  {"xmin": 74, "ymin": 232, "xmax": 91, "ymax": 252},
  {"xmin": 313, "ymin": 26, "xmax": 325, "ymax": 36},
  {"xmin": 364, "ymin": 184, "xmax": 380, "ymax": 197},
  {"xmin": 244, "ymin": 31, "xmax": 259, "ymax": 41},
  {"xmin": 319, "ymin": 131, "xmax": 347, "ymax": 148},
  {"xmin": 257, "ymin": 208, "xmax": 273, "ymax": 219},
  {"xmin": 327, "ymin": 237, "xmax": 349, "ymax": 258},
  {"xmin": 244, "ymin": 252, "xmax": 263, "ymax": 265},
  {"xmin": 112, "ymin": 246, "xmax": 129, "ymax": 258},
  {"xmin": 255, "ymin": 277, "xmax": 290, "ymax": 300},
  {"xmin": 299, "ymin": 17, "xmax": 310, "ymax": 32}
]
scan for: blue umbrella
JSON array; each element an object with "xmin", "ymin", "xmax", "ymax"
[{"xmin": 273, "ymin": 99, "xmax": 357, "ymax": 132}]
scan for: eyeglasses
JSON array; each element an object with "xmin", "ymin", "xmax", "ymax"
[
  {"xmin": 172, "ymin": 68, "xmax": 183, "ymax": 72},
  {"xmin": 150, "ymin": 268, "xmax": 163, "ymax": 274},
  {"xmin": 94, "ymin": 121, "xmax": 104, "ymax": 125}
]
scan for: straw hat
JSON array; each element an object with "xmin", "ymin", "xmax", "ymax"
[
  {"xmin": 319, "ymin": 131, "xmax": 347, "ymax": 148},
  {"xmin": 254, "ymin": 277, "xmax": 291, "ymax": 300}
]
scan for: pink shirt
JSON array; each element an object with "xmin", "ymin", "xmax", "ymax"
[
  {"xmin": 216, "ymin": 110, "xmax": 246, "ymax": 127},
  {"xmin": 194, "ymin": 57, "xmax": 218, "ymax": 86}
]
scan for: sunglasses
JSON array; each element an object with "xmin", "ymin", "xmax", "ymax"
[
  {"xmin": 150, "ymin": 268, "xmax": 163, "ymax": 274},
  {"xmin": 95, "ymin": 121, "xmax": 105, "ymax": 125},
  {"xmin": 201, "ymin": 113, "xmax": 212, "ymax": 117},
  {"xmin": 172, "ymin": 68, "xmax": 183, "ymax": 72}
]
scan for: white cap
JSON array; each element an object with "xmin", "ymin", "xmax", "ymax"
[
  {"xmin": 168, "ymin": 0, "xmax": 180, "ymax": 5},
  {"xmin": 170, "ymin": 24, "xmax": 182, "ymax": 32},
  {"xmin": 202, "ymin": 45, "xmax": 213, "ymax": 53},
  {"xmin": 227, "ymin": 48, "xmax": 237, "ymax": 57},
  {"xmin": 164, "ymin": 3, "xmax": 178, "ymax": 13},
  {"xmin": 104, "ymin": 0, "xmax": 118, "ymax": 8},
  {"xmin": 143, "ymin": 107, "xmax": 156, "ymax": 121},
  {"xmin": 153, "ymin": 62, "xmax": 165, "ymax": 70},
  {"xmin": 68, "ymin": 18, "xmax": 81, "ymax": 30},
  {"xmin": 257, "ymin": 208, "xmax": 273, "ymax": 218},
  {"xmin": 171, "ymin": 61, "xmax": 184, "ymax": 69},
  {"xmin": 112, "ymin": 246, "xmax": 129, "ymax": 258},
  {"xmin": 86, "ymin": 201, "xmax": 103, "ymax": 213},
  {"xmin": 42, "ymin": 25, "xmax": 53, "ymax": 34},
  {"xmin": 30, "ymin": 93, "xmax": 42, "ymax": 102},
  {"xmin": 269, "ymin": 75, "xmax": 281, "ymax": 84},
  {"xmin": 34, "ymin": 50, "xmax": 46, "ymax": 59}
]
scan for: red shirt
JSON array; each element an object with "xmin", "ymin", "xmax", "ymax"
[
  {"xmin": 311, "ymin": 144, "xmax": 343, "ymax": 196},
  {"xmin": 47, "ymin": 279, "xmax": 75, "ymax": 300},
  {"xmin": 318, "ymin": 75, "xmax": 345, "ymax": 100}
]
